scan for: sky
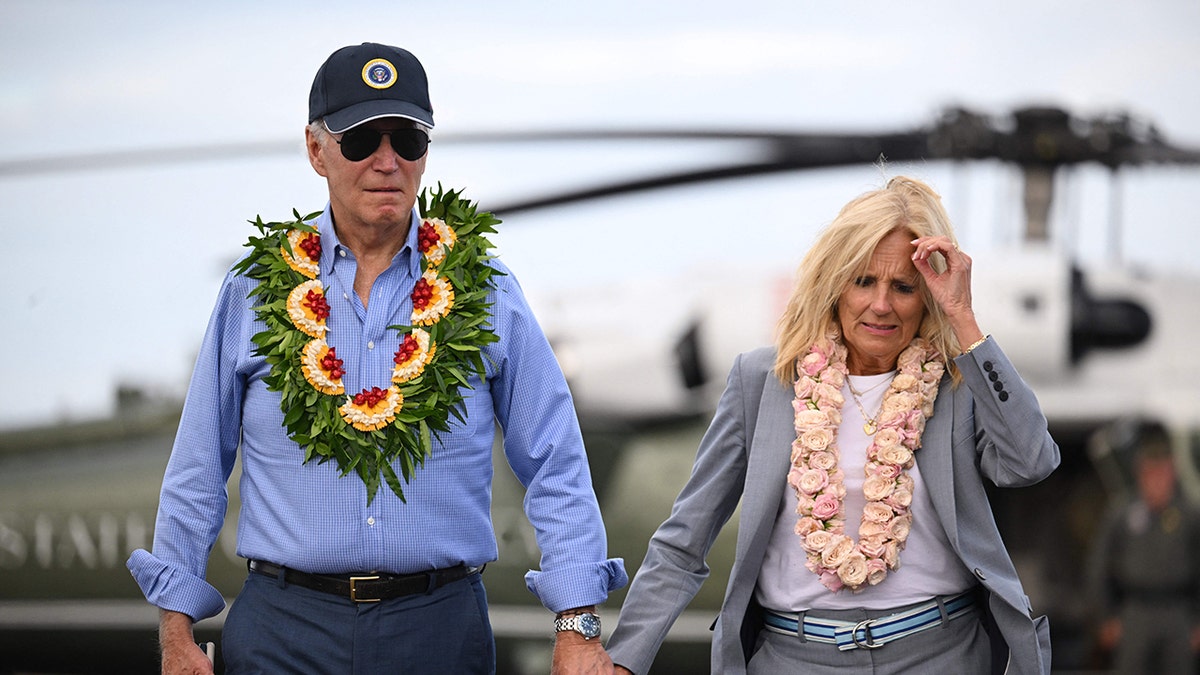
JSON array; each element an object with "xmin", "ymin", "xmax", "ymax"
[{"xmin": 2, "ymin": 0, "xmax": 1199, "ymax": 429}]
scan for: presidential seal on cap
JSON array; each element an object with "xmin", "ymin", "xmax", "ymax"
[
  {"xmin": 362, "ymin": 58, "xmax": 398, "ymax": 89},
  {"xmin": 309, "ymin": 43, "xmax": 434, "ymax": 133}
]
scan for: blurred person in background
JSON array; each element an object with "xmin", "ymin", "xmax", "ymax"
[{"xmin": 1088, "ymin": 420, "xmax": 1200, "ymax": 675}]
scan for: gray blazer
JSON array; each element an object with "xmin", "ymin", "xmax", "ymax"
[{"xmin": 606, "ymin": 337, "xmax": 1058, "ymax": 674}]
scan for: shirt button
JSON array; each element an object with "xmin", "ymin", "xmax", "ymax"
[
  {"xmin": 339, "ymin": 249, "xmax": 347, "ymax": 258},
  {"xmin": 367, "ymin": 516, "xmax": 376, "ymax": 526},
  {"xmin": 368, "ymin": 341, "xmax": 375, "ymax": 350}
]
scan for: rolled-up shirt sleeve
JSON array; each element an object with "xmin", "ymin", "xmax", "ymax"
[
  {"xmin": 485, "ymin": 266, "xmax": 628, "ymax": 612},
  {"xmin": 126, "ymin": 269, "xmax": 249, "ymax": 621}
]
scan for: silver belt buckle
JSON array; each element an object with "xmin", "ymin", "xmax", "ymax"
[{"xmin": 852, "ymin": 619, "xmax": 882, "ymax": 649}]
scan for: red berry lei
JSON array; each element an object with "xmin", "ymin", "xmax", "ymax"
[{"xmin": 234, "ymin": 186, "xmax": 501, "ymax": 504}]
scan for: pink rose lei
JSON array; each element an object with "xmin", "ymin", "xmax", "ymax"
[{"xmin": 789, "ymin": 334, "xmax": 945, "ymax": 592}]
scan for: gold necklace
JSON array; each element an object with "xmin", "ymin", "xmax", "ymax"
[{"xmin": 847, "ymin": 373, "xmax": 894, "ymax": 435}]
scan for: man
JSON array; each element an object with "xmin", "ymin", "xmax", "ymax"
[
  {"xmin": 127, "ymin": 42, "xmax": 626, "ymax": 674},
  {"xmin": 1088, "ymin": 420, "xmax": 1200, "ymax": 675}
]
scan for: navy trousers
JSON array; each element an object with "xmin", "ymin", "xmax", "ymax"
[{"xmin": 222, "ymin": 568, "xmax": 494, "ymax": 674}]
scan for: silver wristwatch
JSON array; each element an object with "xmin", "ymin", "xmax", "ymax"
[{"xmin": 554, "ymin": 612, "xmax": 601, "ymax": 640}]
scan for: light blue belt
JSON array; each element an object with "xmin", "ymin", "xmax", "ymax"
[{"xmin": 763, "ymin": 589, "xmax": 978, "ymax": 651}]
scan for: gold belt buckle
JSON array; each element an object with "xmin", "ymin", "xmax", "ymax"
[{"xmin": 349, "ymin": 575, "xmax": 382, "ymax": 603}]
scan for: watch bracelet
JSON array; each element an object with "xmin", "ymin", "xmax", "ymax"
[{"xmin": 554, "ymin": 612, "xmax": 601, "ymax": 638}]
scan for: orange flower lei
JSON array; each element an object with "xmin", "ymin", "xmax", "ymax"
[
  {"xmin": 789, "ymin": 334, "xmax": 945, "ymax": 592},
  {"xmin": 235, "ymin": 187, "xmax": 500, "ymax": 503}
]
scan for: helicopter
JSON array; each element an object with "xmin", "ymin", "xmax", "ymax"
[{"xmin": 1, "ymin": 104, "xmax": 1198, "ymax": 674}]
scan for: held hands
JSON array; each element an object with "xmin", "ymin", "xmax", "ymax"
[{"xmin": 911, "ymin": 236, "xmax": 984, "ymax": 351}]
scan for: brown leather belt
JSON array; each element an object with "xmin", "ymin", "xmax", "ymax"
[{"xmin": 248, "ymin": 559, "xmax": 479, "ymax": 603}]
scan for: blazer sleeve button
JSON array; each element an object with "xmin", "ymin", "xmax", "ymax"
[
  {"xmin": 983, "ymin": 361, "xmax": 994, "ymax": 372},
  {"xmin": 974, "ymin": 567, "xmax": 987, "ymax": 580},
  {"xmin": 999, "ymin": 391, "xmax": 1009, "ymax": 402}
]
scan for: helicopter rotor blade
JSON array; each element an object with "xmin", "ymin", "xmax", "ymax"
[
  {"xmin": 0, "ymin": 141, "xmax": 304, "ymax": 178},
  {"xmin": 487, "ymin": 107, "xmax": 1200, "ymax": 216},
  {"xmin": 489, "ymin": 131, "xmax": 931, "ymax": 215},
  {"xmin": 2, "ymin": 107, "xmax": 1197, "ymax": 203}
]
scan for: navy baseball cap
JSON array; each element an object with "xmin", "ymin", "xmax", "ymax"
[{"xmin": 309, "ymin": 43, "xmax": 434, "ymax": 133}]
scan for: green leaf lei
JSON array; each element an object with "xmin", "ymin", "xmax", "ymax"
[{"xmin": 232, "ymin": 186, "xmax": 502, "ymax": 504}]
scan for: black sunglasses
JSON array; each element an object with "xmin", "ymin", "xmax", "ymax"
[{"xmin": 335, "ymin": 127, "xmax": 430, "ymax": 162}]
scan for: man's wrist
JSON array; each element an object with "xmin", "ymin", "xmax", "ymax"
[
  {"xmin": 159, "ymin": 608, "xmax": 195, "ymax": 645},
  {"xmin": 554, "ymin": 628, "xmax": 602, "ymax": 645},
  {"xmin": 555, "ymin": 605, "xmax": 596, "ymax": 619}
]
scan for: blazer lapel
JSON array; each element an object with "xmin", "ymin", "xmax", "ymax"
[{"xmin": 738, "ymin": 376, "xmax": 795, "ymax": 566}]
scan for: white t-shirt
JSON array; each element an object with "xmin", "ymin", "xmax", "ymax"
[{"xmin": 755, "ymin": 371, "xmax": 975, "ymax": 611}]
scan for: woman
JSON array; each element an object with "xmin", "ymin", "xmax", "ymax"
[{"xmin": 605, "ymin": 176, "xmax": 1058, "ymax": 674}]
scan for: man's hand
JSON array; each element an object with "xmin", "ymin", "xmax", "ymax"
[
  {"xmin": 159, "ymin": 609, "xmax": 214, "ymax": 675},
  {"xmin": 550, "ymin": 630, "xmax": 613, "ymax": 675}
]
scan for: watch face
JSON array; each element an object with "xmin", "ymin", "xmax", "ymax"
[{"xmin": 578, "ymin": 613, "xmax": 601, "ymax": 638}]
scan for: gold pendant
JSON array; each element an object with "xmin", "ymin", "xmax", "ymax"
[{"xmin": 863, "ymin": 420, "xmax": 877, "ymax": 435}]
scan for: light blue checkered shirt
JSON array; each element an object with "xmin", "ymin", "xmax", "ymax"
[{"xmin": 127, "ymin": 206, "xmax": 626, "ymax": 621}]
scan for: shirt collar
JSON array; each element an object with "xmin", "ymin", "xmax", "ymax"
[{"xmin": 314, "ymin": 204, "xmax": 422, "ymax": 276}]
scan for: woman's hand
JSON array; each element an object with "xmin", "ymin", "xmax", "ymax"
[{"xmin": 911, "ymin": 236, "xmax": 984, "ymax": 351}]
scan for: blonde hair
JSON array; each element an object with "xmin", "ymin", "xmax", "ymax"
[{"xmin": 773, "ymin": 176, "xmax": 963, "ymax": 385}]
